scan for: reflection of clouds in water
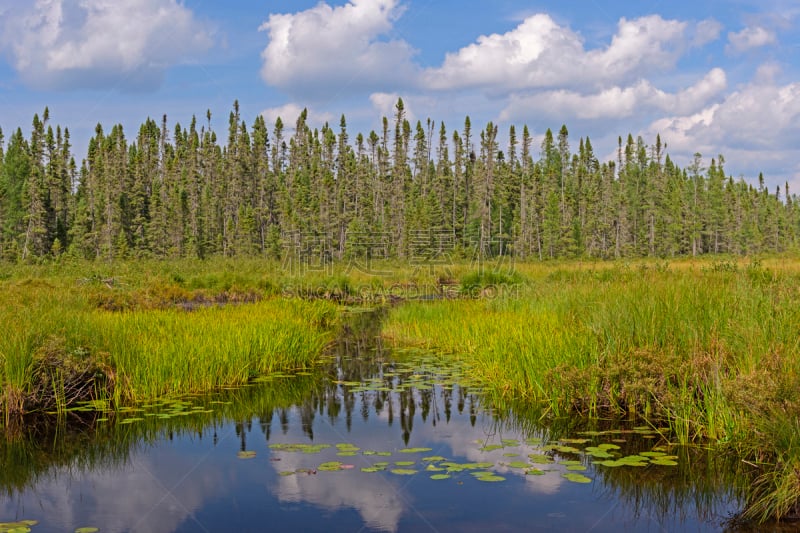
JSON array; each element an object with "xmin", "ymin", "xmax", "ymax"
[
  {"xmin": 0, "ymin": 449, "xmax": 225, "ymax": 533},
  {"xmin": 265, "ymin": 387, "xmax": 566, "ymax": 533},
  {"xmin": 369, "ymin": 391, "xmax": 568, "ymax": 496},
  {"xmin": 271, "ymin": 452, "xmax": 406, "ymax": 532}
]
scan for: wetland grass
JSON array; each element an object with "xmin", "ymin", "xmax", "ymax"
[
  {"xmin": 384, "ymin": 258, "xmax": 800, "ymax": 524},
  {"xmin": 0, "ymin": 262, "xmax": 339, "ymax": 416}
]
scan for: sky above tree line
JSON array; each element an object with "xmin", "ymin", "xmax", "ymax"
[{"xmin": 0, "ymin": 0, "xmax": 798, "ymax": 192}]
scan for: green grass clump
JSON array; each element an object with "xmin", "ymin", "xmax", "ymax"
[{"xmin": 0, "ymin": 263, "xmax": 339, "ymax": 416}]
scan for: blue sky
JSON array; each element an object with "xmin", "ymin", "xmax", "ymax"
[{"xmin": 0, "ymin": 0, "xmax": 798, "ymax": 191}]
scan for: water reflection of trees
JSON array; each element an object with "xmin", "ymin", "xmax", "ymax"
[
  {"xmin": 490, "ymin": 400, "xmax": 751, "ymax": 531},
  {"xmin": 0, "ymin": 309, "xmax": 756, "ymax": 533},
  {"xmin": 258, "ymin": 308, "xmax": 482, "ymax": 445}
]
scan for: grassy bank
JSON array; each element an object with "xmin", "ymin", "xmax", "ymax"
[
  {"xmin": 383, "ymin": 257, "xmax": 800, "ymax": 523},
  {"xmin": 0, "ymin": 260, "xmax": 339, "ymax": 418}
]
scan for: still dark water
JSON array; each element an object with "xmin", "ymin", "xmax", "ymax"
[{"xmin": 1, "ymin": 310, "xmax": 744, "ymax": 533}]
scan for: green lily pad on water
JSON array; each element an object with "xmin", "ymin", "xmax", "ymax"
[
  {"xmin": 597, "ymin": 443, "xmax": 621, "ymax": 451},
  {"xmin": 526, "ymin": 469, "xmax": 545, "ymax": 475},
  {"xmin": 318, "ymin": 461, "xmax": 344, "ymax": 471},
  {"xmin": 563, "ymin": 473, "xmax": 592, "ymax": 484},
  {"xmin": 650, "ymin": 459, "xmax": 679, "ymax": 466},
  {"xmin": 279, "ymin": 471, "xmax": 296, "ymax": 476},
  {"xmin": 361, "ymin": 466, "xmax": 385, "ymax": 473},
  {"xmin": 528, "ymin": 454, "xmax": 554, "ymax": 464},
  {"xmin": 463, "ymin": 462, "xmax": 494, "ymax": 469},
  {"xmin": 395, "ymin": 461, "xmax": 415, "ymax": 466},
  {"xmin": 558, "ymin": 460, "xmax": 582, "ymax": 466},
  {"xmin": 594, "ymin": 460, "xmax": 627, "ymax": 467},
  {"xmin": 422, "ymin": 456, "xmax": 446, "ymax": 462},
  {"xmin": 269, "ymin": 443, "xmax": 331, "ymax": 454},
  {"xmin": 398, "ymin": 447, "xmax": 432, "ymax": 453},
  {"xmin": 472, "ymin": 472, "xmax": 506, "ymax": 482},
  {"xmin": 426, "ymin": 465, "xmax": 445, "ymax": 472},
  {"xmin": 237, "ymin": 451, "xmax": 256, "ymax": 459},
  {"xmin": 566, "ymin": 465, "xmax": 587, "ymax": 471},
  {"xmin": 506, "ymin": 461, "xmax": 530, "ymax": 469},
  {"xmin": 0, "ymin": 520, "xmax": 37, "ymax": 533},
  {"xmin": 337, "ymin": 451, "xmax": 358, "ymax": 457},
  {"xmin": 639, "ymin": 451, "xmax": 666, "ymax": 457},
  {"xmin": 501, "ymin": 439, "xmax": 520, "ymax": 446},
  {"xmin": 430, "ymin": 474, "xmax": 451, "ymax": 480},
  {"xmin": 479, "ymin": 444, "xmax": 504, "ymax": 452},
  {"xmin": 390, "ymin": 469, "xmax": 417, "ymax": 475},
  {"xmin": 75, "ymin": 529, "xmax": 100, "ymax": 533},
  {"xmin": 502, "ymin": 453, "xmax": 520, "ymax": 457}
]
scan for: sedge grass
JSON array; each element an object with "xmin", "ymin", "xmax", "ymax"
[
  {"xmin": 384, "ymin": 259, "xmax": 800, "ymax": 523},
  {"xmin": 0, "ymin": 266, "xmax": 339, "ymax": 415}
]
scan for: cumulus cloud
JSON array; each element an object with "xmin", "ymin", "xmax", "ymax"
[
  {"xmin": 500, "ymin": 68, "xmax": 727, "ymax": 121},
  {"xmin": 259, "ymin": 0, "xmax": 418, "ymax": 98},
  {"xmin": 369, "ymin": 92, "xmax": 417, "ymax": 123},
  {"xmin": 0, "ymin": 0, "xmax": 214, "ymax": 91},
  {"xmin": 422, "ymin": 14, "xmax": 714, "ymax": 92},
  {"xmin": 261, "ymin": 103, "xmax": 334, "ymax": 129},
  {"xmin": 726, "ymin": 26, "xmax": 778, "ymax": 54},
  {"xmin": 643, "ymin": 75, "xmax": 800, "ymax": 189}
]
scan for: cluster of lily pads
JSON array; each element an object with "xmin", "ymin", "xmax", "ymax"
[
  {"xmin": 260, "ymin": 426, "xmax": 679, "ymax": 487},
  {"xmin": 0, "ymin": 521, "xmax": 98, "ymax": 533},
  {"xmin": 67, "ymin": 396, "xmax": 231, "ymax": 424},
  {"xmin": 334, "ymin": 352, "xmax": 484, "ymax": 396}
]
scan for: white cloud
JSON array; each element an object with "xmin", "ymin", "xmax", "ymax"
[
  {"xmin": 500, "ymin": 68, "xmax": 727, "ymax": 121},
  {"xmin": 726, "ymin": 26, "xmax": 778, "ymax": 54},
  {"xmin": 0, "ymin": 0, "xmax": 214, "ymax": 91},
  {"xmin": 692, "ymin": 19, "xmax": 723, "ymax": 47},
  {"xmin": 422, "ymin": 14, "xmax": 713, "ymax": 93},
  {"xmin": 644, "ymin": 75, "xmax": 800, "ymax": 188},
  {"xmin": 261, "ymin": 103, "xmax": 334, "ymax": 130},
  {"xmin": 259, "ymin": 0, "xmax": 418, "ymax": 98},
  {"xmin": 369, "ymin": 92, "xmax": 417, "ymax": 124}
]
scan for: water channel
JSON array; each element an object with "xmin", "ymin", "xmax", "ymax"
[{"xmin": 0, "ymin": 309, "xmax": 750, "ymax": 532}]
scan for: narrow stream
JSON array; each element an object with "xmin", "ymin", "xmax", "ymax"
[{"xmin": 0, "ymin": 309, "xmax": 747, "ymax": 532}]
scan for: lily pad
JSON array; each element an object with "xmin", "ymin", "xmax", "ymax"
[
  {"xmin": 395, "ymin": 461, "xmax": 415, "ymax": 466},
  {"xmin": 506, "ymin": 461, "xmax": 530, "ymax": 469},
  {"xmin": 75, "ymin": 529, "xmax": 100, "ymax": 533},
  {"xmin": 566, "ymin": 465, "xmax": 587, "ymax": 471},
  {"xmin": 479, "ymin": 444, "xmax": 504, "ymax": 452},
  {"xmin": 398, "ymin": 447, "xmax": 432, "ymax": 453},
  {"xmin": 526, "ymin": 469, "xmax": 546, "ymax": 475},
  {"xmin": 318, "ymin": 461, "xmax": 344, "ymax": 471},
  {"xmin": 237, "ymin": 451, "xmax": 257, "ymax": 459},
  {"xmin": 390, "ymin": 468, "xmax": 417, "ymax": 475},
  {"xmin": 422, "ymin": 456, "xmax": 446, "ymax": 462},
  {"xmin": 528, "ymin": 454, "xmax": 554, "ymax": 464},
  {"xmin": 563, "ymin": 473, "xmax": 593, "ymax": 483},
  {"xmin": 650, "ymin": 459, "xmax": 679, "ymax": 466},
  {"xmin": 430, "ymin": 474, "xmax": 451, "ymax": 480},
  {"xmin": 473, "ymin": 472, "xmax": 506, "ymax": 482}
]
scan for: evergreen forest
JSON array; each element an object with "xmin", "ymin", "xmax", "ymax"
[{"xmin": 1, "ymin": 99, "xmax": 797, "ymax": 263}]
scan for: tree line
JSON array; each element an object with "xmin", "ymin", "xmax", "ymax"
[{"xmin": 0, "ymin": 100, "xmax": 797, "ymax": 263}]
